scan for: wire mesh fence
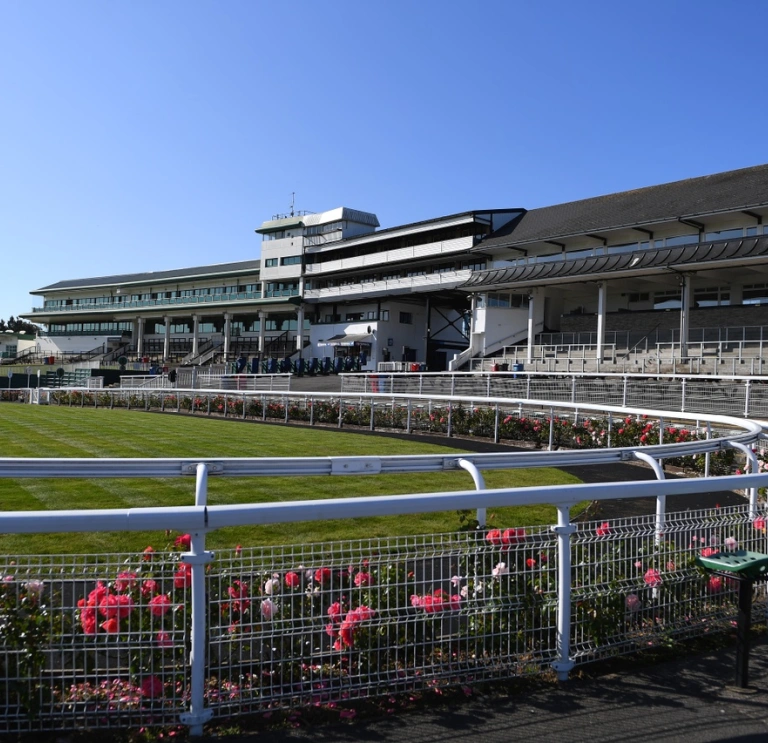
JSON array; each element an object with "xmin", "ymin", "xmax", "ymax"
[{"xmin": 1, "ymin": 504, "xmax": 766, "ymax": 732}]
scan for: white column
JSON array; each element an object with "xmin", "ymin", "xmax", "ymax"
[
  {"xmin": 136, "ymin": 317, "xmax": 144, "ymax": 358},
  {"xmin": 679, "ymin": 277, "xmax": 690, "ymax": 359},
  {"xmin": 191, "ymin": 315, "xmax": 199, "ymax": 357},
  {"xmin": 596, "ymin": 281, "xmax": 607, "ymax": 362},
  {"xmin": 527, "ymin": 291, "xmax": 536, "ymax": 363},
  {"xmin": 258, "ymin": 311, "xmax": 267, "ymax": 355},
  {"xmin": 296, "ymin": 305, "xmax": 304, "ymax": 352},
  {"xmin": 163, "ymin": 316, "xmax": 170, "ymax": 360},
  {"xmin": 223, "ymin": 312, "xmax": 231, "ymax": 362}
]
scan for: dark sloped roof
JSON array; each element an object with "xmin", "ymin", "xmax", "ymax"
[
  {"xmin": 462, "ymin": 235, "xmax": 768, "ymax": 289},
  {"xmin": 34, "ymin": 259, "xmax": 262, "ymax": 293},
  {"xmin": 478, "ymin": 163, "xmax": 768, "ymax": 250}
]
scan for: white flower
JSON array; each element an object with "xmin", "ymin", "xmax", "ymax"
[
  {"xmin": 492, "ymin": 562, "xmax": 509, "ymax": 577},
  {"xmin": 450, "ymin": 575, "xmax": 463, "ymax": 587},
  {"xmin": 724, "ymin": 536, "xmax": 739, "ymax": 550},
  {"xmin": 260, "ymin": 598, "xmax": 276, "ymax": 620},
  {"xmin": 263, "ymin": 578, "xmax": 280, "ymax": 595}
]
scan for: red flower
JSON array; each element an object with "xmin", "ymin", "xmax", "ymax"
[
  {"xmin": 284, "ymin": 571, "xmax": 300, "ymax": 588},
  {"xmin": 526, "ymin": 558, "xmax": 537, "ymax": 568},
  {"xmin": 354, "ymin": 571, "xmax": 372, "ymax": 587},
  {"xmin": 227, "ymin": 581, "xmax": 250, "ymax": 612},
  {"xmin": 174, "ymin": 534, "xmax": 191, "ymax": 550},
  {"xmin": 754, "ymin": 516, "xmax": 766, "ymax": 532},
  {"xmin": 595, "ymin": 522, "xmax": 611, "ymax": 537},
  {"xmin": 485, "ymin": 529, "xmax": 502, "ymax": 546},
  {"xmin": 174, "ymin": 563, "xmax": 192, "ymax": 589},
  {"xmin": 314, "ymin": 567, "xmax": 332, "ymax": 585},
  {"xmin": 100, "ymin": 617, "xmax": 119, "ymax": 634},
  {"xmin": 700, "ymin": 547, "xmax": 719, "ymax": 558},
  {"xmin": 156, "ymin": 631, "xmax": 173, "ymax": 648},
  {"xmin": 99, "ymin": 593, "xmax": 133, "ymax": 619},
  {"xmin": 143, "ymin": 546, "xmax": 155, "ymax": 561},
  {"xmin": 114, "ymin": 571, "xmax": 137, "ymax": 592},
  {"xmin": 141, "ymin": 579, "xmax": 158, "ymax": 597},
  {"xmin": 79, "ymin": 605, "xmax": 98, "ymax": 635},
  {"xmin": 149, "ymin": 594, "xmax": 172, "ymax": 617},
  {"xmin": 141, "ymin": 676, "xmax": 164, "ymax": 699},
  {"xmin": 643, "ymin": 568, "xmax": 662, "ymax": 587},
  {"xmin": 327, "ymin": 602, "xmax": 343, "ymax": 622},
  {"xmin": 502, "ymin": 527, "xmax": 526, "ymax": 547}
]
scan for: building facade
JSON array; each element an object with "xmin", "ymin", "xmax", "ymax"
[{"xmin": 23, "ymin": 163, "xmax": 768, "ymax": 371}]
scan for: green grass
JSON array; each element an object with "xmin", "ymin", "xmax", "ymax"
[{"xmin": 0, "ymin": 405, "xmax": 583, "ymax": 554}]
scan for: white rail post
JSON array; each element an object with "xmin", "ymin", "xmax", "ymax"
[
  {"xmin": 406, "ymin": 398, "xmax": 412, "ymax": 434},
  {"xmin": 457, "ymin": 458, "xmax": 487, "ymax": 527},
  {"xmin": 494, "ymin": 404, "xmax": 500, "ymax": 444},
  {"xmin": 180, "ymin": 463, "xmax": 213, "ymax": 736},
  {"xmin": 548, "ymin": 406, "xmax": 555, "ymax": 451},
  {"xmin": 552, "ymin": 505, "xmax": 575, "ymax": 681},
  {"xmin": 632, "ymin": 451, "xmax": 666, "ymax": 544},
  {"xmin": 728, "ymin": 441, "xmax": 760, "ymax": 519},
  {"xmin": 745, "ymin": 380, "xmax": 751, "ymax": 418}
]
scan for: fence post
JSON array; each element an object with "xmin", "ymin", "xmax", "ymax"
[
  {"xmin": 745, "ymin": 380, "xmax": 751, "ymax": 418},
  {"xmin": 728, "ymin": 441, "xmax": 760, "ymax": 519},
  {"xmin": 681, "ymin": 378, "xmax": 686, "ymax": 412},
  {"xmin": 180, "ymin": 463, "xmax": 214, "ymax": 736},
  {"xmin": 338, "ymin": 396, "xmax": 344, "ymax": 428},
  {"xmin": 552, "ymin": 505, "xmax": 575, "ymax": 681},
  {"xmin": 369, "ymin": 396, "xmax": 375, "ymax": 431},
  {"xmin": 548, "ymin": 407, "xmax": 555, "ymax": 451},
  {"xmin": 632, "ymin": 451, "xmax": 666, "ymax": 543},
  {"xmin": 458, "ymin": 458, "xmax": 486, "ymax": 527},
  {"xmin": 494, "ymin": 404, "xmax": 500, "ymax": 444},
  {"xmin": 447, "ymin": 401, "xmax": 453, "ymax": 438},
  {"xmin": 405, "ymin": 397, "xmax": 411, "ymax": 433}
]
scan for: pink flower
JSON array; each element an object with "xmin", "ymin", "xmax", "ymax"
[
  {"xmin": 327, "ymin": 601, "xmax": 343, "ymax": 622},
  {"xmin": 754, "ymin": 516, "xmax": 766, "ymax": 532},
  {"xmin": 234, "ymin": 544, "xmax": 242, "ymax": 556},
  {"xmin": 448, "ymin": 594, "xmax": 462, "ymax": 611},
  {"xmin": 724, "ymin": 536, "xmax": 739, "ymax": 551},
  {"xmin": 492, "ymin": 562, "xmax": 508, "ymax": 577},
  {"xmin": 141, "ymin": 676, "xmax": 164, "ymax": 699},
  {"xmin": 149, "ymin": 594, "xmax": 172, "ymax": 617},
  {"xmin": 410, "ymin": 594, "xmax": 423, "ymax": 608},
  {"xmin": 595, "ymin": 522, "xmax": 610, "ymax": 537},
  {"xmin": 339, "ymin": 709, "xmax": 356, "ymax": 720},
  {"xmin": 285, "ymin": 571, "xmax": 300, "ymax": 589},
  {"xmin": 143, "ymin": 546, "xmax": 155, "ymax": 561},
  {"xmin": 174, "ymin": 534, "xmax": 191, "ymax": 550},
  {"xmin": 260, "ymin": 598, "xmax": 276, "ymax": 620},
  {"xmin": 625, "ymin": 593, "xmax": 641, "ymax": 611},
  {"xmin": 354, "ymin": 571, "xmax": 372, "ymax": 587},
  {"xmin": 700, "ymin": 547, "xmax": 719, "ymax": 558},
  {"xmin": 707, "ymin": 576, "xmax": 724, "ymax": 593},
  {"xmin": 156, "ymin": 631, "xmax": 173, "ymax": 648},
  {"xmin": 643, "ymin": 569, "xmax": 662, "ymax": 587}
]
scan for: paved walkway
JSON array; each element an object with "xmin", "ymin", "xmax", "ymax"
[{"xmin": 209, "ymin": 637, "xmax": 768, "ymax": 742}]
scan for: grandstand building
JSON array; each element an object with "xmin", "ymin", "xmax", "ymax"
[{"xmin": 21, "ymin": 163, "xmax": 768, "ymax": 372}]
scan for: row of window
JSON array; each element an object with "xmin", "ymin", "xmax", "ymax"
[
  {"xmin": 263, "ymin": 256, "xmax": 302, "ymax": 267},
  {"xmin": 312, "ymin": 261, "xmax": 484, "ymax": 289},
  {"xmin": 43, "ymin": 284, "xmax": 262, "ymax": 309}
]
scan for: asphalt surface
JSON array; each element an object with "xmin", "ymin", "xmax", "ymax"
[{"xmin": 209, "ymin": 636, "xmax": 768, "ymax": 742}]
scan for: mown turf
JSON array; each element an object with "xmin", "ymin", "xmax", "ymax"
[{"xmin": 0, "ymin": 405, "xmax": 583, "ymax": 554}]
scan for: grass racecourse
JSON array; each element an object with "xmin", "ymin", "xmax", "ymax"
[{"xmin": 0, "ymin": 405, "xmax": 583, "ymax": 555}]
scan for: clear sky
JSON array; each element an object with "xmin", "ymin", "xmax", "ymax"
[{"xmin": 2, "ymin": 0, "xmax": 768, "ymax": 323}]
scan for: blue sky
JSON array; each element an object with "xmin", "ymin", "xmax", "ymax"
[{"xmin": 2, "ymin": 0, "xmax": 768, "ymax": 323}]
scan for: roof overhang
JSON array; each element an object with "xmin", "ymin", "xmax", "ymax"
[{"xmin": 317, "ymin": 333, "xmax": 373, "ymax": 347}]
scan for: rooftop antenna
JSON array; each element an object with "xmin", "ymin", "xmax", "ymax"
[{"xmin": 290, "ymin": 192, "xmax": 295, "ymax": 217}]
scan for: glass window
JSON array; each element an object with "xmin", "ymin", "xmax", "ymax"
[
  {"xmin": 705, "ymin": 228, "xmax": 744, "ymax": 242},
  {"xmin": 281, "ymin": 255, "xmax": 302, "ymax": 266},
  {"xmin": 399, "ymin": 312, "xmax": 412, "ymax": 324},
  {"xmin": 264, "ymin": 258, "xmax": 278, "ymax": 267}
]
